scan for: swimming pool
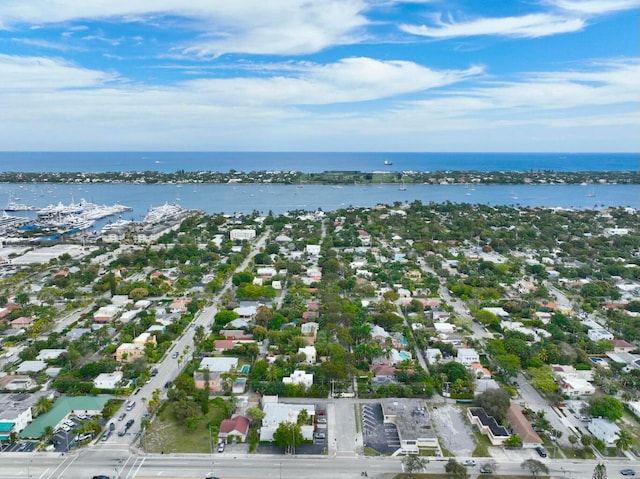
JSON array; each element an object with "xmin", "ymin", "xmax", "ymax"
[{"xmin": 399, "ymin": 351, "xmax": 411, "ymax": 360}]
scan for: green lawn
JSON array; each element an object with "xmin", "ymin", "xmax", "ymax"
[{"xmin": 144, "ymin": 399, "xmax": 231, "ymax": 453}]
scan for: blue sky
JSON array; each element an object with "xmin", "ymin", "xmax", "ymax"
[{"xmin": 0, "ymin": 0, "xmax": 638, "ymax": 152}]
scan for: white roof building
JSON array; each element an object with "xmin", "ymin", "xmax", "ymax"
[
  {"xmin": 260, "ymin": 396, "xmax": 315, "ymax": 442},
  {"xmin": 456, "ymin": 348, "xmax": 480, "ymax": 366},
  {"xmin": 305, "ymin": 244, "xmax": 321, "ymax": 255},
  {"xmin": 282, "ymin": 370, "xmax": 314, "ymax": 388},
  {"xmin": 588, "ymin": 418, "xmax": 620, "ymax": 446},
  {"xmin": 93, "ymin": 371, "xmax": 123, "ymax": 390},
  {"xmin": 199, "ymin": 357, "xmax": 239, "ymax": 373},
  {"xmin": 298, "ymin": 346, "xmax": 316, "ymax": 364},
  {"xmin": 588, "ymin": 329, "xmax": 615, "ymax": 342},
  {"xmin": 16, "ymin": 361, "xmax": 48, "ymax": 374},
  {"xmin": 36, "ymin": 349, "xmax": 67, "ymax": 361},
  {"xmin": 230, "ymin": 229, "xmax": 256, "ymax": 241},
  {"xmin": 425, "ymin": 348, "xmax": 443, "ymax": 365}
]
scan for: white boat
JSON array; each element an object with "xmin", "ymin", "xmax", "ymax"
[
  {"xmin": 4, "ymin": 201, "xmax": 36, "ymax": 212},
  {"xmin": 4, "ymin": 193, "xmax": 36, "ymax": 212},
  {"xmin": 384, "ymin": 160, "xmax": 393, "ymax": 165}
]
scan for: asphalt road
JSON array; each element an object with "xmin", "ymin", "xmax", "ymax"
[{"xmin": 3, "ymin": 448, "xmax": 639, "ymax": 479}]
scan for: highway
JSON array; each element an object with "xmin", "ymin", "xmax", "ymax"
[{"xmin": 3, "ymin": 448, "xmax": 639, "ymax": 479}]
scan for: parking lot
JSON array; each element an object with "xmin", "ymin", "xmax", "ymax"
[
  {"xmin": 361, "ymin": 403, "xmax": 400, "ymax": 454},
  {"xmin": 1, "ymin": 441, "xmax": 36, "ymax": 452}
]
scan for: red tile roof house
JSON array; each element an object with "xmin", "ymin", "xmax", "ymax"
[
  {"xmin": 0, "ymin": 303, "xmax": 20, "ymax": 319},
  {"xmin": 10, "ymin": 316, "xmax": 36, "ymax": 329},
  {"xmin": 609, "ymin": 339, "xmax": 636, "ymax": 353},
  {"xmin": 214, "ymin": 340, "xmax": 237, "ymax": 353},
  {"xmin": 170, "ymin": 298, "xmax": 192, "ymax": 313},
  {"xmin": 219, "ymin": 415, "xmax": 250, "ymax": 443}
]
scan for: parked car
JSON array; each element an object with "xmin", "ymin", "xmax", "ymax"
[
  {"xmin": 315, "ymin": 431, "xmax": 326, "ymax": 439},
  {"xmin": 118, "ymin": 413, "xmax": 126, "ymax": 421},
  {"xmin": 461, "ymin": 459, "xmax": 476, "ymax": 467},
  {"xmin": 126, "ymin": 400, "xmax": 136, "ymax": 411},
  {"xmin": 217, "ymin": 443, "xmax": 225, "ymax": 453},
  {"xmin": 172, "ymin": 351, "xmax": 179, "ymax": 359},
  {"xmin": 479, "ymin": 465, "xmax": 493, "ymax": 474},
  {"xmin": 109, "ymin": 423, "xmax": 115, "ymax": 431},
  {"xmin": 125, "ymin": 419, "xmax": 135, "ymax": 429},
  {"xmin": 536, "ymin": 446, "xmax": 548, "ymax": 457},
  {"xmin": 620, "ymin": 470, "xmax": 636, "ymax": 476}
]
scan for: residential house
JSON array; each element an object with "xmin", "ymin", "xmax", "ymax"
[
  {"xmin": 219, "ymin": 330, "xmax": 253, "ymax": 341},
  {"xmin": 456, "ymin": 348, "xmax": 480, "ymax": 367},
  {"xmin": 301, "ymin": 321, "xmax": 319, "ymax": 338},
  {"xmin": 558, "ymin": 377, "xmax": 596, "ymax": 397},
  {"xmin": 133, "ymin": 332, "xmax": 157, "ymax": 346},
  {"xmin": 113, "ymin": 343, "xmax": 145, "ymax": 363},
  {"xmin": 199, "ymin": 357, "xmax": 238, "ymax": 373},
  {"xmin": 36, "ymin": 349, "xmax": 67, "ymax": 361},
  {"xmin": 16, "ymin": 361, "xmax": 48, "ymax": 374},
  {"xmin": 425, "ymin": 348, "xmax": 443, "ymax": 365},
  {"xmin": 169, "ymin": 298, "xmax": 191, "ymax": 313},
  {"xmin": 93, "ymin": 371, "xmax": 123, "ymax": 389},
  {"xmin": 305, "ymin": 245, "xmax": 321, "ymax": 255},
  {"xmin": 0, "ymin": 375, "xmax": 35, "ymax": 391},
  {"xmin": 609, "ymin": 339, "xmax": 635, "ymax": 353},
  {"xmin": 10, "ymin": 316, "xmax": 35, "ymax": 329},
  {"xmin": 431, "ymin": 309, "xmax": 451, "ymax": 323},
  {"xmin": 588, "ymin": 329, "xmax": 614, "ymax": 342},
  {"xmin": 219, "ymin": 415, "xmax": 250, "ymax": 443},
  {"xmin": 93, "ymin": 305, "xmax": 120, "ymax": 323},
  {"xmin": 282, "ymin": 370, "xmax": 314, "ymax": 388},
  {"xmin": 471, "ymin": 363, "xmax": 492, "ymax": 379},
  {"xmin": 193, "ymin": 371, "xmax": 223, "ymax": 394},
  {"xmin": 628, "ymin": 401, "xmax": 640, "ymax": 419},
  {"xmin": 214, "ymin": 340, "xmax": 237, "ymax": 353},
  {"xmin": 297, "ymin": 345, "xmax": 316, "ymax": 364}
]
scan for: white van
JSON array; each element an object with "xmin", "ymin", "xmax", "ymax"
[{"xmin": 126, "ymin": 401, "xmax": 136, "ymax": 411}]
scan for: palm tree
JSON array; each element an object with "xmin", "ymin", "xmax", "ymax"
[
  {"xmin": 33, "ymin": 396, "xmax": 54, "ymax": 416},
  {"xmin": 615, "ymin": 429, "xmax": 633, "ymax": 455},
  {"xmin": 265, "ymin": 365, "xmax": 280, "ymax": 381},
  {"xmin": 41, "ymin": 425, "xmax": 55, "ymax": 445}
]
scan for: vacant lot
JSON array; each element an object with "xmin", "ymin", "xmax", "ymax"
[{"xmin": 144, "ymin": 398, "xmax": 233, "ymax": 453}]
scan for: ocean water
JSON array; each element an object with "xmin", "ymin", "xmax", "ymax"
[{"xmin": 0, "ymin": 151, "xmax": 637, "ymax": 173}]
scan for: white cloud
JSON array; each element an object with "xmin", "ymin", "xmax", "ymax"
[
  {"xmin": 549, "ymin": 0, "xmax": 639, "ymax": 14},
  {"xmin": 0, "ymin": 54, "xmax": 116, "ymax": 90},
  {"xmin": 183, "ymin": 58, "xmax": 482, "ymax": 106},
  {"xmin": 0, "ymin": 0, "xmax": 370, "ymax": 56},
  {"xmin": 400, "ymin": 13, "xmax": 585, "ymax": 38},
  {"xmin": 0, "ymin": 53, "xmax": 636, "ymax": 152}
]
